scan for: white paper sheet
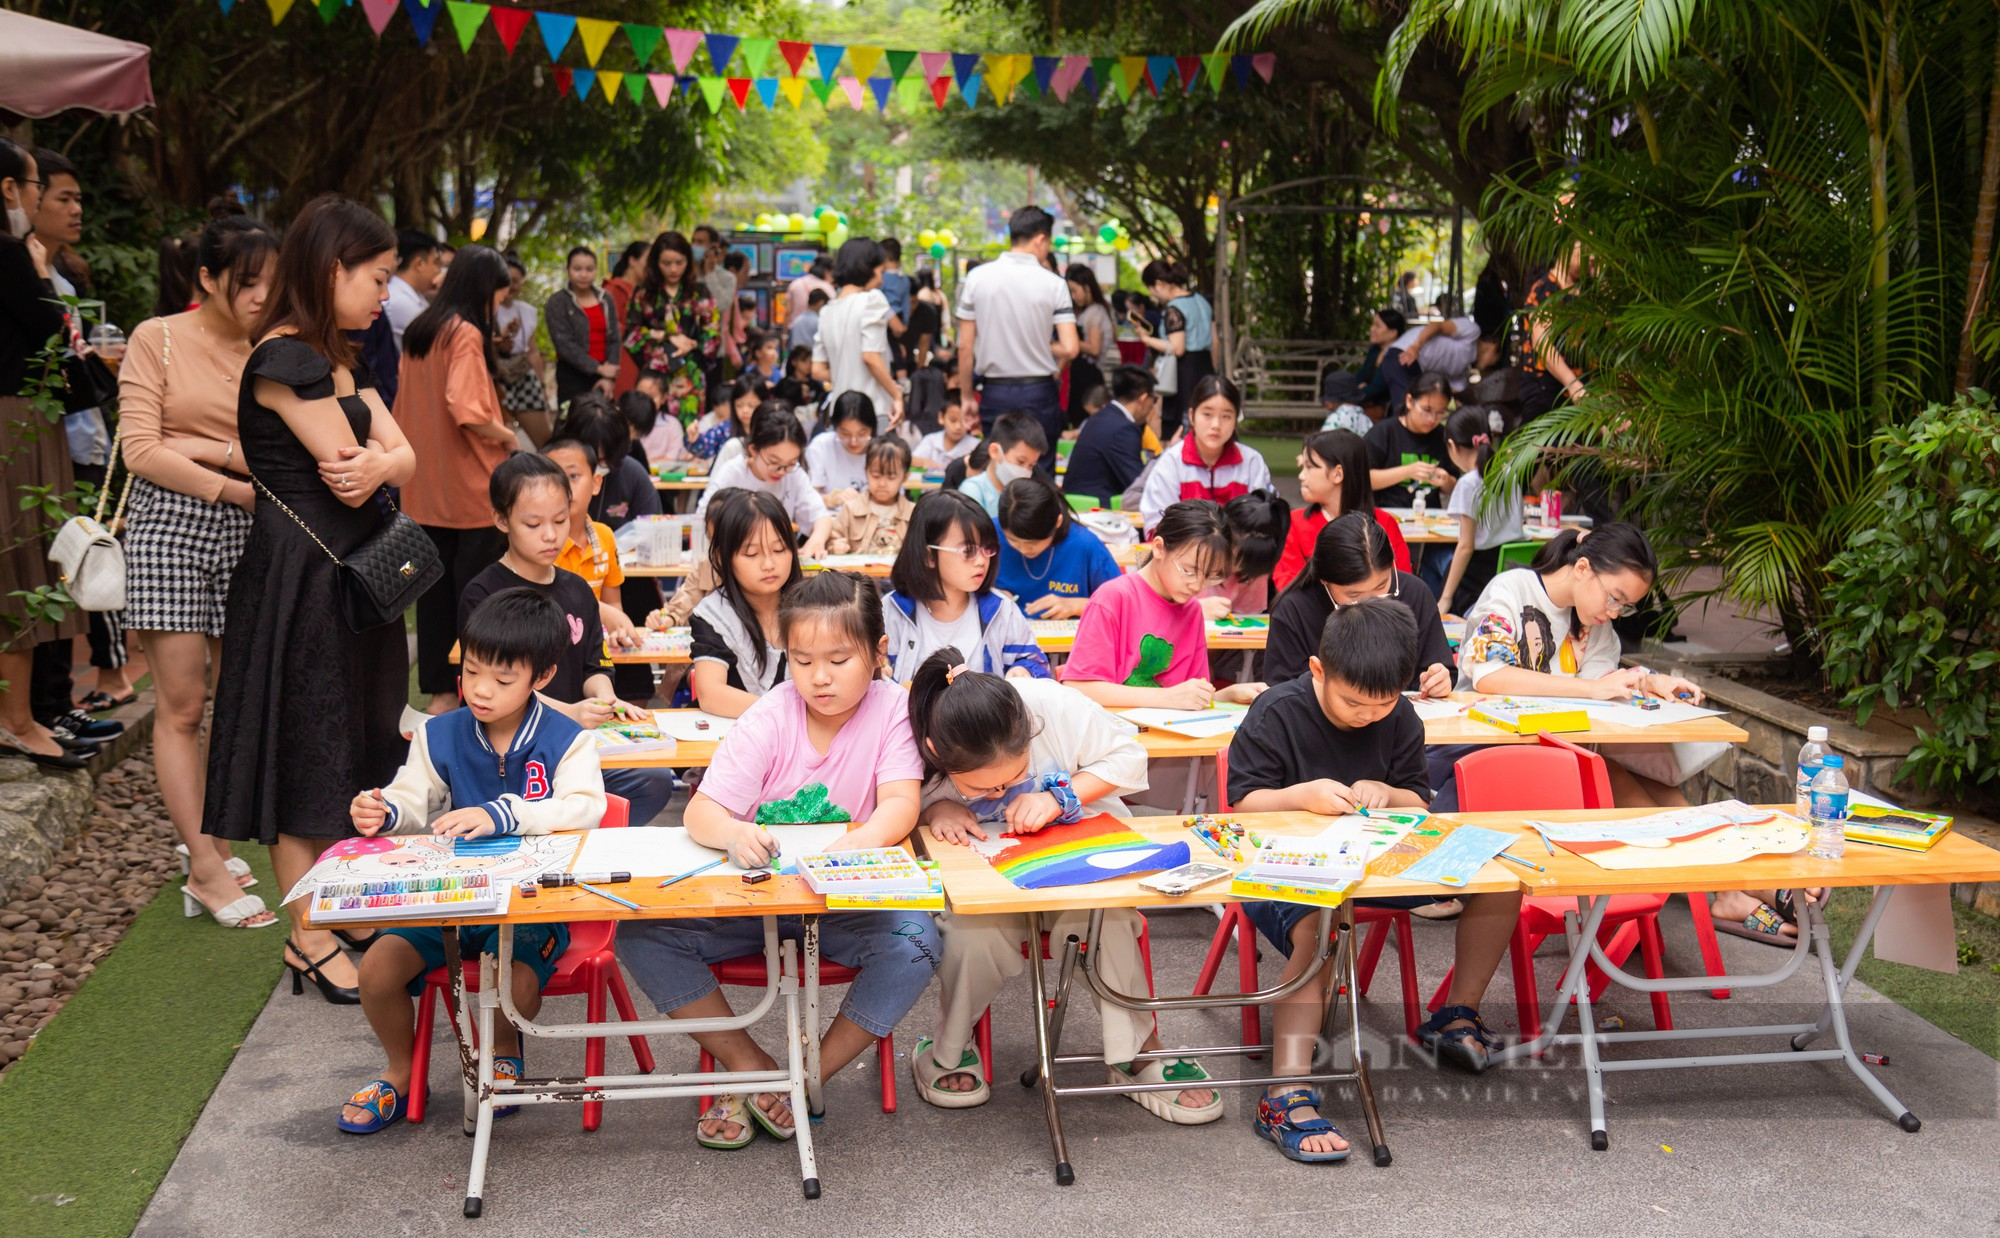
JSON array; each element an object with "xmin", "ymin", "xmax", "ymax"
[
  {"xmin": 650, "ymin": 710, "xmax": 737, "ymax": 741},
  {"xmin": 1469, "ymin": 694, "xmax": 1727, "ymax": 729},
  {"xmin": 1119, "ymin": 706, "xmax": 1249, "ymax": 739},
  {"xmin": 1407, "ymin": 696, "xmax": 1465, "ymax": 722},
  {"xmin": 573, "ymin": 823, "xmax": 850, "ymax": 879}
]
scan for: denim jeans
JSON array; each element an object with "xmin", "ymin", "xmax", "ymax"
[
  {"xmin": 977, "ymin": 378, "xmax": 1063, "ymax": 453},
  {"xmin": 617, "ymin": 912, "xmax": 940, "ymax": 1039}
]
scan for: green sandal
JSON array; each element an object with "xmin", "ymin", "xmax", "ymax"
[
  {"xmin": 912, "ymin": 1036, "xmax": 991, "ymax": 1109},
  {"xmin": 747, "ymin": 1091, "xmax": 796, "ymax": 1141},
  {"xmin": 695, "ymin": 1093, "xmax": 757, "ymax": 1150}
]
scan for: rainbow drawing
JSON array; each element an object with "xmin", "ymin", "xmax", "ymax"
[{"xmin": 989, "ymin": 814, "xmax": 1190, "ymax": 889}]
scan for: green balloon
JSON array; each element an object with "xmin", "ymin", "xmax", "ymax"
[
  {"xmin": 1098, "ymin": 223, "xmax": 1117, "ymax": 242},
  {"xmin": 929, "ymin": 241, "xmax": 947, "ymax": 258}
]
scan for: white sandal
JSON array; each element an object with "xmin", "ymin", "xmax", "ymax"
[
  {"xmin": 175, "ymin": 843, "xmax": 256, "ymax": 889},
  {"xmin": 181, "ymin": 886, "xmax": 276, "ymax": 928},
  {"xmin": 1112, "ymin": 1057, "xmax": 1225, "ymax": 1125},
  {"xmin": 912, "ymin": 1036, "xmax": 991, "ymax": 1109}
]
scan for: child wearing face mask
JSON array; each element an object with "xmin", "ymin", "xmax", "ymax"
[{"xmin": 956, "ymin": 412, "xmax": 1045, "ymax": 520}]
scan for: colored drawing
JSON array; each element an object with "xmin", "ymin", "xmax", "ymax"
[
  {"xmin": 1528, "ymin": 801, "xmax": 1810, "ymax": 870},
  {"xmin": 755, "ymin": 783, "xmax": 851, "ymax": 824},
  {"xmin": 1396, "ymin": 824, "xmax": 1516, "ymax": 887},
  {"xmin": 986, "ymin": 813, "xmax": 1190, "ymax": 889},
  {"xmin": 282, "ymin": 833, "xmax": 584, "ymax": 906},
  {"xmin": 1123, "ymin": 634, "xmax": 1174, "ymax": 687}
]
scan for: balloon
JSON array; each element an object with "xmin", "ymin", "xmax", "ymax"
[
  {"xmin": 940, "ymin": 230, "xmax": 957, "ymax": 248},
  {"xmin": 826, "ymin": 226, "xmax": 850, "ymax": 249},
  {"xmin": 930, "ymin": 241, "xmax": 946, "ymax": 258},
  {"xmin": 837, "ymin": 212, "xmax": 848, "ymax": 227},
  {"xmin": 817, "ymin": 213, "xmax": 837, "ymax": 233},
  {"xmin": 788, "ymin": 213, "xmax": 807, "ymax": 232},
  {"xmin": 1113, "ymin": 236, "xmax": 1130, "ymax": 251},
  {"xmin": 1050, "ymin": 235, "xmax": 1066, "ymax": 251},
  {"xmin": 815, "ymin": 204, "xmax": 834, "ymax": 220},
  {"xmin": 1098, "ymin": 223, "xmax": 1117, "ymax": 242},
  {"xmin": 917, "ymin": 229, "xmax": 937, "ymax": 248},
  {"xmin": 468, "ymin": 218, "xmax": 488, "ymax": 242},
  {"xmin": 1097, "ymin": 239, "xmax": 1114, "ymax": 254}
]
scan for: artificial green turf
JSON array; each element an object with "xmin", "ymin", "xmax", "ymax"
[
  {"xmin": 0, "ymin": 848, "xmax": 283, "ymax": 1237},
  {"xmin": 1822, "ymin": 884, "xmax": 2000, "ymax": 1061}
]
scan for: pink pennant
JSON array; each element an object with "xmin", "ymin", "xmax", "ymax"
[
  {"xmin": 648, "ymin": 73, "xmax": 675, "ymax": 107},
  {"xmin": 1053, "ymin": 54, "xmax": 1087, "ymax": 102},
  {"xmin": 360, "ymin": 0, "xmax": 397, "ymax": 35},
  {"xmin": 1251, "ymin": 52, "xmax": 1276, "ymax": 82},
  {"xmin": 919, "ymin": 50, "xmax": 950, "ymax": 82},
  {"xmin": 838, "ymin": 76, "xmax": 863, "ymax": 109},
  {"xmin": 664, "ymin": 28, "xmax": 703, "ymax": 73}
]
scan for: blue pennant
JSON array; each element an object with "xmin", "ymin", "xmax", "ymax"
[
  {"xmin": 534, "ymin": 12, "xmax": 576, "ymax": 61},
  {"xmin": 403, "ymin": 0, "xmax": 440, "ymax": 47}
]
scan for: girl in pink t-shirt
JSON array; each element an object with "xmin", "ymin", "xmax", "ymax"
[
  {"xmin": 615, "ymin": 571, "xmax": 938, "ymax": 1153},
  {"xmin": 1061, "ymin": 500, "xmax": 1267, "ymax": 711}
]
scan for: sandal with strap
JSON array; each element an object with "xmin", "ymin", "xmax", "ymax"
[
  {"xmin": 1254, "ymin": 1089, "xmax": 1351, "ymax": 1163},
  {"xmin": 493, "ymin": 1055, "xmax": 523, "ymax": 1119},
  {"xmin": 1715, "ymin": 901, "xmax": 1794, "ymax": 946},
  {"xmin": 180, "ymin": 885, "xmax": 276, "ymax": 929},
  {"xmin": 695, "ymin": 1093, "xmax": 757, "ymax": 1150},
  {"xmin": 337, "ymin": 1078, "xmax": 423, "ymax": 1134},
  {"xmin": 1112, "ymin": 1057, "xmax": 1224, "ymax": 1125},
  {"xmin": 1417, "ymin": 1005, "xmax": 1503, "ymax": 1075},
  {"xmin": 912, "ymin": 1036, "xmax": 991, "ymax": 1109},
  {"xmin": 174, "ymin": 843, "xmax": 257, "ymax": 889},
  {"xmin": 79, "ymin": 690, "xmax": 137, "ymax": 712},
  {"xmin": 747, "ymin": 1090, "xmax": 796, "ymax": 1141}
]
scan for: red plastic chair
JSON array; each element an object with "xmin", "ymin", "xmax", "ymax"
[
  {"xmin": 1537, "ymin": 731, "xmax": 1729, "ymax": 998},
  {"xmin": 409, "ymin": 794, "xmax": 659, "ymax": 1131},
  {"xmin": 970, "ymin": 919, "xmax": 1156, "ymax": 1084},
  {"xmin": 698, "ymin": 958, "xmax": 899, "ymax": 1113},
  {"xmin": 1436, "ymin": 747, "xmax": 1673, "ymax": 1041},
  {"xmin": 1189, "ymin": 745, "xmax": 1423, "ymax": 1049}
]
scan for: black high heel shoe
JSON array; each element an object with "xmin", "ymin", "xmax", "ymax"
[
  {"xmin": 0, "ymin": 740, "xmax": 91, "ymax": 770},
  {"xmin": 286, "ymin": 938, "xmax": 360, "ymax": 1004},
  {"xmin": 332, "ymin": 928, "xmax": 377, "ymax": 952}
]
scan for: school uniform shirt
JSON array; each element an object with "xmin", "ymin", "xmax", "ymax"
[
  {"xmin": 882, "ymin": 590, "xmax": 1052, "ymax": 682},
  {"xmin": 811, "ymin": 289, "xmax": 896, "ymax": 417},
  {"xmin": 1225, "ymin": 676, "xmax": 1431, "ymax": 808},
  {"xmin": 1365, "ymin": 416, "xmax": 1459, "ymax": 509},
  {"xmin": 1263, "ymin": 569, "xmax": 1455, "ymax": 692},
  {"xmin": 458, "ymin": 563, "xmax": 611, "ymax": 703},
  {"xmin": 1457, "ymin": 567, "xmax": 1621, "ymax": 691},
  {"xmin": 1443, "ymin": 468, "xmax": 1524, "ymax": 551},
  {"xmin": 805, "ymin": 430, "xmax": 872, "ymax": 496},
  {"xmin": 1059, "ymin": 571, "xmax": 1208, "ymax": 689},
  {"xmin": 919, "ymin": 678, "xmax": 1147, "ymax": 823},
  {"xmin": 378, "ymin": 699, "xmax": 606, "ymax": 837},
  {"xmin": 689, "ymin": 589, "xmax": 787, "ymax": 698},
  {"xmin": 698, "ymin": 680, "xmax": 924, "ymax": 826},
  {"xmin": 958, "ymin": 469, "xmax": 1004, "ymax": 520},
  {"xmin": 592, "ymin": 455, "xmax": 662, "ymax": 529},
  {"xmin": 914, "ymin": 429, "xmax": 979, "ymax": 465},
  {"xmin": 1138, "ymin": 436, "xmax": 1273, "ymax": 534},
  {"xmin": 556, "ymin": 520, "xmax": 623, "ymax": 599},
  {"xmin": 1272, "ymin": 506, "xmax": 1412, "ymax": 591},
  {"xmin": 827, "ymin": 493, "xmax": 915, "ymax": 556},
  {"xmin": 694, "ymin": 452, "xmax": 830, "ymax": 531},
  {"xmin": 995, "ymin": 527, "xmax": 1123, "ymax": 611}
]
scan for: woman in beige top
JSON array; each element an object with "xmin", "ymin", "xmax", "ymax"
[{"xmin": 118, "ymin": 209, "xmax": 279, "ymax": 928}]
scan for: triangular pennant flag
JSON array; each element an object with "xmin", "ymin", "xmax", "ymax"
[
  {"xmin": 838, "ymin": 76, "xmax": 864, "ymax": 109},
  {"xmin": 361, "ymin": 0, "xmax": 397, "ymax": 36},
  {"xmin": 848, "ymin": 46, "xmax": 883, "ymax": 79},
  {"xmin": 754, "ymin": 77, "xmax": 779, "ymax": 109},
  {"xmin": 960, "ymin": 73, "xmax": 982, "ymax": 107},
  {"xmin": 780, "ymin": 77, "xmax": 806, "ymax": 108},
  {"xmin": 403, "ymin": 0, "xmax": 440, "ymax": 47},
  {"xmin": 599, "ymin": 70, "xmax": 625, "ymax": 103},
  {"xmin": 1146, "ymin": 56, "xmax": 1176, "ymax": 96},
  {"xmin": 727, "ymin": 77, "xmax": 752, "ymax": 109},
  {"xmin": 553, "ymin": 65, "xmax": 573, "ymax": 96},
  {"xmin": 1203, "ymin": 53, "xmax": 1228, "ymax": 92},
  {"xmin": 220, "ymin": 0, "xmax": 237, "ymax": 14},
  {"xmin": 490, "ymin": 6, "xmax": 530, "ymax": 53},
  {"xmin": 576, "ymin": 17, "xmax": 618, "ymax": 66},
  {"xmin": 445, "ymin": 2, "xmax": 487, "ymax": 53},
  {"xmin": 980, "ymin": 53, "xmax": 1011, "ymax": 90},
  {"xmin": 677, "ymin": 75, "xmax": 697, "ymax": 97},
  {"xmin": 1175, "ymin": 55, "xmax": 1201, "ymax": 91},
  {"xmin": 1229, "ymin": 54, "xmax": 1251, "ymax": 90},
  {"xmin": 664, "ymin": 28, "xmax": 702, "ymax": 73},
  {"xmin": 1032, "ymin": 56, "xmax": 1058, "ymax": 96},
  {"xmin": 813, "ymin": 44, "xmax": 845, "ymax": 80},
  {"xmin": 1019, "ymin": 73, "xmax": 1040, "ymax": 101},
  {"xmin": 920, "ymin": 51, "xmax": 950, "ymax": 82},
  {"xmin": 535, "ymin": 12, "xmax": 576, "ymax": 61},
  {"xmin": 950, "ymin": 52, "xmax": 980, "ymax": 84},
  {"xmin": 1119, "ymin": 57, "xmax": 1146, "ymax": 100},
  {"xmin": 571, "ymin": 68, "xmax": 596, "ymax": 101},
  {"xmin": 739, "ymin": 37, "xmax": 776, "ymax": 75},
  {"xmin": 897, "ymin": 76, "xmax": 925, "ymax": 110},
  {"xmin": 696, "ymin": 76, "xmax": 726, "ymax": 113},
  {"xmin": 930, "ymin": 75, "xmax": 951, "ymax": 109},
  {"xmin": 809, "ymin": 76, "xmax": 838, "ymax": 106},
  {"xmin": 316, "ymin": 0, "xmax": 342, "ymax": 25},
  {"xmin": 886, "ymin": 50, "xmax": 917, "ymax": 82},
  {"xmin": 1081, "ymin": 66, "xmax": 1099, "ymax": 99},
  {"xmin": 705, "ymin": 33, "xmax": 739, "ymax": 74},
  {"xmin": 1053, "ymin": 55, "xmax": 1086, "ymax": 102},
  {"xmin": 267, "ymin": 0, "xmax": 296, "ymax": 25},
  {"xmin": 647, "ymin": 73, "xmax": 674, "ymax": 106},
  {"xmin": 1090, "ymin": 56, "xmax": 1117, "ymax": 97},
  {"xmin": 1251, "ymin": 53, "xmax": 1276, "ymax": 83},
  {"xmin": 623, "ymin": 23, "xmax": 662, "ymax": 68},
  {"xmin": 778, "ymin": 41, "xmax": 812, "ymax": 75},
  {"xmin": 624, "ymin": 72, "xmax": 649, "ymax": 105},
  {"xmin": 868, "ymin": 76, "xmax": 892, "ymax": 112}
]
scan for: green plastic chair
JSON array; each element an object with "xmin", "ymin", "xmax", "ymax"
[
  {"xmin": 1065, "ymin": 494, "xmax": 1100, "ymax": 514},
  {"xmin": 1056, "ymin": 439, "xmax": 1077, "ymax": 458},
  {"xmin": 1495, "ymin": 541, "xmax": 1540, "ymax": 572}
]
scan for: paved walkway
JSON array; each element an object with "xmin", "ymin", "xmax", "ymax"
[{"xmin": 137, "ymin": 893, "xmax": 2000, "ymax": 1236}]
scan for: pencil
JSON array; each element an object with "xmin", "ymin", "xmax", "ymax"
[
  {"xmin": 657, "ymin": 857, "xmax": 728, "ymax": 888},
  {"xmin": 1497, "ymin": 851, "xmax": 1547, "ymax": 874},
  {"xmin": 574, "ymin": 880, "xmax": 641, "ymax": 910},
  {"xmin": 1536, "ymin": 829, "xmax": 1554, "ymax": 856}
]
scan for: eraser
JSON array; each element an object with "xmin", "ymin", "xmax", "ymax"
[{"xmin": 741, "ymin": 871, "xmax": 772, "ymax": 885}]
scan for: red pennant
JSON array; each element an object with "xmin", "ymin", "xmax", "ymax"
[
  {"xmin": 1251, "ymin": 52, "xmax": 1276, "ymax": 83},
  {"xmin": 1175, "ymin": 55, "xmax": 1200, "ymax": 90},
  {"xmin": 553, "ymin": 66, "xmax": 574, "ymax": 97},
  {"xmin": 727, "ymin": 77, "xmax": 752, "ymax": 108},
  {"xmin": 778, "ymin": 40, "xmax": 812, "ymax": 75},
  {"xmin": 490, "ymin": 6, "xmax": 531, "ymax": 54},
  {"xmin": 930, "ymin": 75, "xmax": 950, "ymax": 108}
]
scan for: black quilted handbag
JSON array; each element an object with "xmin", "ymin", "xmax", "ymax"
[{"xmin": 252, "ymin": 478, "xmax": 443, "ymax": 632}]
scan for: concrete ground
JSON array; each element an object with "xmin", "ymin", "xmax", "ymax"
[{"xmin": 137, "ymin": 887, "xmax": 2000, "ymax": 1238}]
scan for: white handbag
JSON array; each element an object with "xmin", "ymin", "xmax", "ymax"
[
  {"xmin": 1151, "ymin": 347, "xmax": 1178, "ymax": 396},
  {"xmin": 48, "ymin": 341, "xmax": 140, "ymax": 613}
]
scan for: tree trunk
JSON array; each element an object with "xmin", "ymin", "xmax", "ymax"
[{"xmin": 1956, "ymin": 30, "xmax": 2000, "ymax": 390}]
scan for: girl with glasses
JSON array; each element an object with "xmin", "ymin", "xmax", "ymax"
[
  {"xmin": 882, "ymin": 491, "xmax": 1049, "ymax": 682},
  {"xmin": 695, "ymin": 400, "xmax": 832, "ymax": 561}
]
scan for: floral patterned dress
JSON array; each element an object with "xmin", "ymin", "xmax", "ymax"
[{"xmin": 622, "ymin": 281, "xmax": 718, "ymax": 426}]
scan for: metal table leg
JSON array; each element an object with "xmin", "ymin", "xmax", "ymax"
[
  {"xmin": 1022, "ymin": 911, "xmax": 1075, "ymax": 1185},
  {"xmin": 461, "ymin": 929, "xmax": 502, "ymax": 1218}
]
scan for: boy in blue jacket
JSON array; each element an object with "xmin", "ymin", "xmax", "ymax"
[{"xmin": 335, "ymin": 588, "xmax": 607, "ymax": 1134}]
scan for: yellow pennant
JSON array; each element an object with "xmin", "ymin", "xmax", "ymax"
[
  {"xmin": 576, "ymin": 18, "xmax": 619, "ymax": 67},
  {"xmin": 598, "ymin": 70, "xmax": 624, "ymax": 103},
  {"xmin": 267, "ymin": 0, "xmax": 296, "ymax": 24},
  {"xmin": 780, "ymin": 77, "xmax": 807, "ymax": 108},
  {"xmin": 848, "ymin": 46, "xmax": 884, "ymax": 79}
]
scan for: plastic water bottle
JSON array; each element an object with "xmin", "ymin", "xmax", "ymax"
[
  {"xmin": 1411, "ymin": 487, "xmax": 1428, "ymax": 520},
  {"xmin": 1807, "ymin": 755, "xmax": 1849, "ymax": 861},
  {"xmin": 1794, "ymin": 725, "xmax": 1830, "ymax": 817}
]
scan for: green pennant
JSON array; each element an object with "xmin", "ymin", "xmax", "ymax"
[
  {"xmin": 1018, "ymin": 72, "xmax": 1040, "ymax": 101},
  {"xmin": 1090, "ymin": 56, "xmax": 1117, "ymax": 97},
  {"xmin": 445, "ymin": 2, "xmax": 487, "ymax": 53},
  {"xmin": 885, "ymin": 49, "xmax": 917, "ymax": 82},
  {"xmin": 625, "ymin": 71, "xmax": 650, "ymax": 105},
  {"xmin": 808, "ymin": 76, "xmax": 838, "ymax": 106},
  {"xmin": 896, "ymin": 76, "xmax": 925, "ymax": 110},
  {"xmin": 1204, "ymin": 53, "xmax": 1229, "ymax": 93},
  {"xmin": 315, "ymin": 0, "xmax": 341, "ymax": 24},
  {"xmin": 697, "ymin": 76, "xmax": 727, "ymax": 113},
  {"xmin": 622, "ymin": 23, "xmax": 662, "ymax": 68},
  {"xmin": 738, "ymin": 36, "xmax": 777, "ymax": 76}
]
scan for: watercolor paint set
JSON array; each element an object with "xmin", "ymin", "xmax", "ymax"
[{"xmin": 795, "ymin": 849, "xmax": 931, "ymax": 896}]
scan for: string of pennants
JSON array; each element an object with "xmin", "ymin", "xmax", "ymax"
[{"xmin": 226, "ymin": 0, "xmax": 1278, "ymax": 112}]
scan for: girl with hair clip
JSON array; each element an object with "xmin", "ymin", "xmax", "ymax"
[
  {"xmin": 1264, "ymin": 511, "xmax": 1456, "ymax": 695},
  {"xmin": 826, "ymin": 436, "xmax": 916, "ymax": 555},
  {"xmin": 686, "ymin": 490, "xmax": 803, "ymax": 718},
  {"xmin": 881, "ymin": 491, "xmax": 1050, "ymax": 682},
  {"xmin": 905, "ymin": 649, "xmax": 1223, "ymax": 1123},
  {"xmin": 1197, "ymin": 488, "xmax": 1291, "ymax": 620},
  {"xmin": 804, "ymin": 390, "xmax": 879, "ymax": 506},
  {"xmin": 1437, "ymin": 404, "xmax": 1524, "ymax": 616},
  {"xmin": 617, "ymin": 571, "xmax": 940, "ymax": 1152},
  {"xmin": 1273, "ymin": 428, "xmax": 1410, "ymax": 591},
  {"xmin": 695, "ymin": 400, "xmax": 833, "ymax": 560},
  {"xmin": 994, "ymin": 474, "xmax": 1121, "ymax": 620}
]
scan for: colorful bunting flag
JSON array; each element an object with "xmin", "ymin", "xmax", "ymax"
[
  {"xmin": 1251, "ymin": 52, "xmax": 1276, "ymax": 82},
  {"xmin": 1203, "ymin": 53, "xmax": 1228, "ymax": 93},
  {"xmin": 570, "ymin": 68, "xmax": 596, "ymax": 100},
  {"xmin": 1175, "ymin": 55, "xmax": 1200, "ymax": 92},
  {"xmin": 1119, "ymin": 57, "xmax": 1146, "ymax": 101},
  {"xmin": 754, "ymin": 77, "xmax": 779, "ymax": 109},
  {"xmin": 848, "ymin": 46, "xmax": 883, "ymax": 79},
  {"xmin": 597, "ymin": 69, "xmax": 623, "ymax": 102},
  {"xmin": 1146, "ymin": 55, "xmax": 1175, "ymax": 97},
  {"xmin": 315, "ymin": 0, "xmax": 341, "ymax": 26},
  {"xmin": 1229, "ymin": 54, "xmax": 1251, "ymax": 90},
  {"xmin": 886, "ymin": 49, "xmax": 917, "ymax": 81},
  {"xmin": 950, "ymin": 52, "xmax": 980, "ymax": 84},
  {"xmin": 780, "ymin": 77, "xmax": 806, "ymax": 108},
  {"xmin": 1032, "ymin": 55, "xmax": 1058, "ymax": 97},
  {"xmin": 919, "ymin": 51, "xmax": 950, "ymax": 83},
  {"xmin": 868, "ymin": 76, "xmax": 892, "ymax": 112},
  {"xmin": 696, "ymin": 76, "xmax": 725, "ymax": 112},
  {"xmin": 535, "ymin": 12, "xmax": 575, "ymax": 61},
  {"xmin": 896, "ymin": 76, "xmax": 925, "ymax": 110},
  {"xmin": 1090, "ymin": 56, "xmax": 1117, "ymax": 98},
  {"xmin": 489, "ymin": 5, "xmax": 530, "ymax": 53},
  {"xmin": 624, "ymin": 72, "xmax": 649, "ymax": 105},
  {"xmin": 778, "ymin": 40, "xmax": 812, "ymax": 75},
  {"xmin": 553, "ymin": 65, "xmax": 572, "ymax": 96},
  {"xmin": 403, "ymin": 0, "xmax": 440, "ymax": 47},
  {"xmin": 960, "ymin": 73, "xmax": 982, "ymax": 108},
  {"xmin": 739, "ymin": 36, "xmax": 776, "ymax": 75},
  {"xmin": 929, "ymin": 76, "xmax": 950, "ymax": 109},
  {"xmin": 838, "ymin": 76, "xmax": 863, "ymax": 109},
  {"xmin": 647, "ymin": 73, "xmax": 674, "ymax": 106},
  {"xmin": 726, "ymin": 77, "xmax": 752, "ymax": 109},
  {"xmin": 705, "ymin": 32, "xmax": 739, "ymax": 73},
  {"xmin": 623, "ymin": 22, "xmax": 661, "ymax": 67},
  {"xmin": 267, "ymin": 0, "xmax": 295, "ymax": 25},
  {"xmin": 360, "ymin": 0, "xmax": 397, "ymax": 36},
  {"xmin": 445, "ymin": 2, "xmax": 486, "ymax": 53},
  {"xmin": 809, "ymin": 76, "xmax": 838, "ymax": 106},
  {"xmin": 576, "ymin": 17, "xmax": 617, "ymax": 65},
  {"xmin": 813, "ymin": 44, "xmax": 844, "ymax": 80},
  {"xmin": 1054, "ymin": 55, "xmax": 1087, "ymax": 102},
  {"xmin": 664, "ymin": 28, "xmax": 702, "ymax": 73}
]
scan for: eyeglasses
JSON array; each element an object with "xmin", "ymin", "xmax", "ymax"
[
  {"xmin": 753, "ymin": 453, "xmax": 800, "ymax": 476},
  {"xmin": 1324, "ymin": 573, "xmax": 1400, "ymax": 610},
  {"xmin": 929, "ymin": 543, "xmax": 997, "ymax": 561},
  {"xmin": 837, "ymin": 432, "xmax": 873, "ymax": 449},
  {"xmin": 1600, "ymin": 582, "xmax": 1640, "ymax": 617},
  {"xmin": 1169, "ymin": 551, "xmax": 1227, "ymax": 589}
]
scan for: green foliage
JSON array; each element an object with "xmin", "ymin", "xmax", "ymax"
[
  {"xmin": 1820, "ymin": 392, "xmax": 2000, "ymax": 789},
  {"xmin": 3, "ymin": 327, "xmax": 89, "ymax": 651}
]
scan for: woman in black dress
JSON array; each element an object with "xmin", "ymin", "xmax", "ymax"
[{"xmin": 202, "ymin": 196, "xmax": 416, "ymax": 1002}]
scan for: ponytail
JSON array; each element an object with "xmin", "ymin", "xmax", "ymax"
[
  {"xmin": 907, "ymin": 647, "xmax": 1034, "ymax": 782},
  {"xmin": 1528, "ymin": 521, "xmax": 1657, "ymax": 578},
  {"xmin": 1275, "ymin": 509, "xmax": 1395, "ymax": 606},
  {"xmin": 1445, "ymin": 404, "xmax": 1505, "ymax": 476}
]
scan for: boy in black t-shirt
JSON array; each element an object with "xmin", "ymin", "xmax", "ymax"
[{"xmin": 1227, "ymin": 598, "xmax": 1524, "ymax": 1163}]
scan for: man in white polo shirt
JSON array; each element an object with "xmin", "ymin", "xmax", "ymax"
[
  {"xmin": 385, "ymin": 228, "xmax": 439, "ymax": 350},
  {"xmin": 955, "ymin": 205, "xmax": 1080, "ymax": 446}
]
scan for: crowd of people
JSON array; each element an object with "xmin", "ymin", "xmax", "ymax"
[{"xmin": 2, "ymin": 163, "xmax": 1746, "ymax": 1164}]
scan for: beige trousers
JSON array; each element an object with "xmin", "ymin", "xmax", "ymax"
[{"xmin": 931, "ymin": 907, "xmax": 1155, "ymax": 1068}]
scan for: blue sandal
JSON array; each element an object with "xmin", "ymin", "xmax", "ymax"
[
  {"xmin": 1254, "ymin": 1089, "xmax": 1351, "ymax": 1163},
  {"xmin": 337, "ymin": 1078, "xmax": 417, "ymax": 1134},
  {"xmin": 1418, "ymin": 1005, "xmax": 1503, "ymax": 1075}
]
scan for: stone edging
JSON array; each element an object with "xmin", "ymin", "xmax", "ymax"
[{"xmin": 0, "ymin": 696, "xmax": 153, "ymax": 904}]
